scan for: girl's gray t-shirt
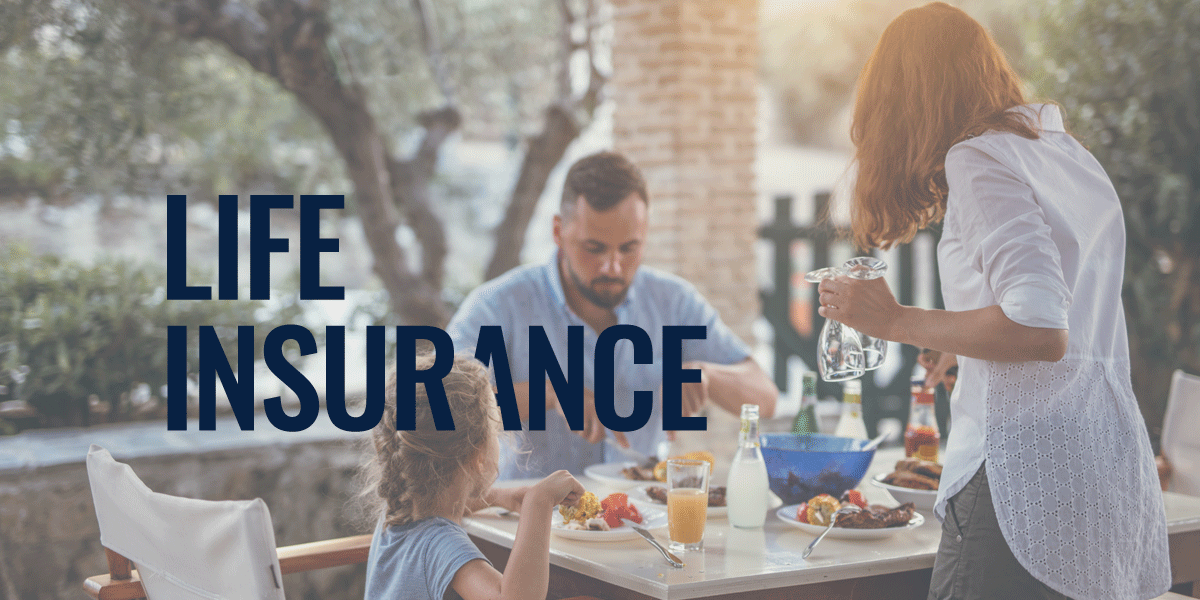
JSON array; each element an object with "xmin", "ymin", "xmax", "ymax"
[{"xmin": 365, "ymin": 516, "xmax": 491, "ymax": 600}]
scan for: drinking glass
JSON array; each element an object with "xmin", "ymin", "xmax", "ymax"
[
  {"xmin": 666, "ymin": 458, "xmax": 710, "ymax": 552},
  {"xmin": 841, "ymin": 256, "xmax": 889, "ymax": 370},
  {"xmin": 805, "ymin": 267, "xmax": 865, "ymax": 382}
]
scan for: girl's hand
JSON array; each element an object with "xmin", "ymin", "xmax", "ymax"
[
  {"xmin": 817, "ymin": 275, "xmax": 905, "ymax": 340},
  {"xmin": 484, "ymin": 486, "xmax": 530, "ymax": 514},
  {"xmin": 530, "ymin": 470, "xmax": 586, "ymax": 508}
]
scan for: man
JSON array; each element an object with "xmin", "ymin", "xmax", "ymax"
[{"xmin": 447, "ymin": 151, "xmax": 777, "ymax": 479}]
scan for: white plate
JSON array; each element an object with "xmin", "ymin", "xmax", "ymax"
[
  {"xmin": 582, "ymin": 462, "xmax": 645, "ymax": 489},
  {"xmin": 630, "ymin": 484, "xmax": 785, "ymax": 519},
  {"xmin": 870, "ymin": 473, "xmax": 938, "ymax": 511},
  {"xmin": 550, "ymin": 505, "xmax": 667, "ymax": 541},
  {"xmin": 775, "ymin": 504, "xmax": 925, "ymax": 539}
]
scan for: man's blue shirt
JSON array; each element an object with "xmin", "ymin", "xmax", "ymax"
[{"xmin": 445, "ymin": 252, "xmax": 750, "ymax": 479}]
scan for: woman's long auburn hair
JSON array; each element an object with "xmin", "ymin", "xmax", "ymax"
[{"xmin": 850, "ymin": 2, "xmax": 1039, "ymax": 250}]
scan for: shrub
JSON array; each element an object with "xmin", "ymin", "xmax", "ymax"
[
  {"xmin": 1028, "ymin": 0, "xmax": 1200, "ymax": 442},
  {"xmin": 0, "ymin": 245, "xmax": 310, "ymax": 431}
]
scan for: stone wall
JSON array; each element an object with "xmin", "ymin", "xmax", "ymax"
[{"xmin": 0, "ymin": 419, "xmax": 368, "ymax": 600}]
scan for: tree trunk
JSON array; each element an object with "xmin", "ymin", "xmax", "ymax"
[
  {"xmin": 484, "ymin": 104, "xmax": 580, "ymax": 281},
  {"xmin": 389, "ymin": 106, "xmax": 461, "ymax": 294},
  {"xmin": 123, "ymin": 0, "xmax": 450, "ymax": 326}
]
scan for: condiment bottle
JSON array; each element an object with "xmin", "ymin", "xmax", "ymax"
[
  {"xmin": 790, "ymin": 371, "xmax": 819, "ymax": 435},
  {"xmin": 905, "ymin": 378, "xmax": 941, "ymax": 462},
  {"xmin": 727, "ymin": 404, "xmax": 770, "ymax": 528},
  {"xmin": 834, "ymin": 379, "xmax": 868, "ymax": 440}
]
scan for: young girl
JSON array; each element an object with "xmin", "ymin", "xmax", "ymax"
[
  {"xmin": 818, "ymin": 3, "xmax": 1170, "ymax": 600},
  {"xmin": 360, "ymin": 354, "xmax": 585, "ymax": 600}
]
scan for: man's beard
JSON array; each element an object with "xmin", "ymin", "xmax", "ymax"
[{"xmin": 566, "ymin": 261, "xmax": 629, "ymax": 310}]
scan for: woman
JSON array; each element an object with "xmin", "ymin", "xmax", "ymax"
[{"xmin": 818, "ymin": 3, "xmax": 1170, "ymax": 599}]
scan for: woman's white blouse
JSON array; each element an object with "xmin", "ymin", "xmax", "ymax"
[{"xmin": 936, "ymin": 104, "xmax": 1170, "ymax": 600}]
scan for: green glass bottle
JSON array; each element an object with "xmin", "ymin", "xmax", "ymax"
[{"xmin": 791, "ymin": 371, "xmax": 819, "ymax": 435}]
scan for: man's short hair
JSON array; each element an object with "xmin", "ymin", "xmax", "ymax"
[{"xmin": 560, "ymin": 151, "xmax": 648, "ymax": 219}]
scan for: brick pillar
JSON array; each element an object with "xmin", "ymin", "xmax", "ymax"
[
  {"xmin": 611, "ymin": 0, "xmax": 760, "ymax": 460},
  {"xmin": 611, "ymin": 0, "xmax": 759, "ymax": 344}
]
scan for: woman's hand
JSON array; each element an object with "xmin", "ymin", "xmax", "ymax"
[
  {"xmin": 918, "ymin": 349, "xmax": 958, "ymax": 391},
  {"xmin": 817, "ymin": 274, "xmax": 905, "ymax": 340}
]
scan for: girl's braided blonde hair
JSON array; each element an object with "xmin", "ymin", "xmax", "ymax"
[{"xmin": 356, "ymin": 353, "xmax": 501, "ymax": 527}]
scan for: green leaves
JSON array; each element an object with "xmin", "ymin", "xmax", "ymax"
[
  {"xmin": 0, "ymin": 244, "xmax": 309, "ymax": 431},
  {"xmin": 1030, "ymin": 0, "xmax": 1200, "ymax": 441}
]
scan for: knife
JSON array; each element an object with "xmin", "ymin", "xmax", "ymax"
[{"xmin": 620, "ymin": 518, "xmax": 685, "ymax": 568}]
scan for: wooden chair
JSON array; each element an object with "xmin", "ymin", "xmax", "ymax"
[
  {"xmin": 83, "ymin": 445, "xmax": 601, "ymax": 600},
  {"xmin": 86, "ymin": 539, "xmax": 605, "ymax": 600},
  {"xmin": 85, "ymin": 535, "xmax": 373, "ymax": 600}
]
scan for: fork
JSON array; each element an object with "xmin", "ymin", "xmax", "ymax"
[
  {"xmin": 802, "ymin": 505, "xmax": 862, "ymax": 559},
  {"xmin": 621, "ymin": 517, "xmax": 685, "ymax": 568}
]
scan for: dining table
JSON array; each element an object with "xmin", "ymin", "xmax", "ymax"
[{"xmin": 462, "ymin": 446, "xmax": 1200, "ymax": 600}]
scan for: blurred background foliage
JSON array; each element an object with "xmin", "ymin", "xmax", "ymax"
[
  {"xmin": 0, "ymin": 245, "xmax": 310, "ymax": 431},
  {"xmin": 1028, "ymin": 0, "xmax": 1200, "ymax": 439},
  {"xmin": 0, "ymin": 0, "xmax": 1195, "ymax": 437},
  {"xmin": 0, "ymin": 0, "xmax": 560, "ymax": 201},
  {"xmin": 759, "ymin": 0, "xmax": 1033, "ymax": 148}
]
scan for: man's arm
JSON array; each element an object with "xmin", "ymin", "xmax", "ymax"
[
  {"xmin": 509, "ymin": 381, "xmax": 551, "ymax": 422},
  {"xmin": 510, "ymin": 381, "xmax": 627, "ymax": 447},
  {"xmin": 685, "ymin": 358, "xmax": 777, "ymax": 419},
  {"xmin": 669, "ymin": 278, "xmax": 778, "ymax": 420}
]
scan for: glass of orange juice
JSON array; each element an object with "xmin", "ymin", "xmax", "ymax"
[{"xmin": 667, "ymin": 458, "xmax": 710, "ymax": 552}]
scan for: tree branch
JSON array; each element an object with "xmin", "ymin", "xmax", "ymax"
[
  {"xmin": 389, "ymin": 106, "xmax": 460, "ymax": 293},
  {"xmin": 124, "ymin": 0, "xmax": 448, "ymax": 326},
  {"xmin": 484, "ymin": 0, "xmax": 607, "ymax": 281},
  {"xmin": 411, "ymin": 0, "xmax": 455, "ymax": 103}
]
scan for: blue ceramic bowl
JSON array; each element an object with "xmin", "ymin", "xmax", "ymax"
[{"xmin": 760, "ymin": 433, "xmax": 876, "ymax": 505}]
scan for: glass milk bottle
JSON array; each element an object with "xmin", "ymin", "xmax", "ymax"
[
  {"xmin": 834, "ymin": 379, "xmax": 869, "ymax": 440},
  {"xmin": 726, "ymin": 404, "xmax": 770, "ymax": 528},
  {"xmin": 790, "ymin": 371, "xmax": 819, "ymax": 435}
]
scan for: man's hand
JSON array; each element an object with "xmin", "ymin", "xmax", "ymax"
[
  {"xmin": 550, "ymin": 384, "xmax": 630, "ymax": 448},
  {"xmin": 660, "ymin": 361, "xmax": 710, "ymax": 443},
  {"xmin": 679, "ymin": 361, "xmax": 710, "ymax": 418}
]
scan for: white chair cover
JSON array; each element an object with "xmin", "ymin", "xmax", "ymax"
[
  {"xmin": 86, "ymin": 445, "xmax": 285, "ymax": 600},
  {"xmin": 1163, "ymin": 370, "xmax": 1200, "ymax": 497}
]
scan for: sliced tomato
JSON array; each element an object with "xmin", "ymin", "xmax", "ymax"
[
  {"xmin": 601, "ymin": 492, "xmax": 629, "ymax": 514},
  {"xmin": 796, "ymin": 502, "xmax": 809, "ymax": 524},
  {"xmin": 602, "ymin": 509, "xmax": 622, "ymax": 529},
  {"xmin": 845, "ymin": 490, "xmax": 868, "ymax": 510},
  {"xmin": 623, "ymin": 503, "xmax": 643, "ymax": 524}
]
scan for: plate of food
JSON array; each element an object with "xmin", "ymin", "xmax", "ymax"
[
  {"xmin": 584, "ymin": 451, "xmax": 717, "ymax": 489},
  {"xmin": 582, "ymin": 462, "xmax": 644, "ymax": 489},
  {"xmin": 870, "ymin": 457, "xmax": 941, "ymax": 511},
  {"xmin": 551, "ymin": 491, "xmax": 666, "ymax": 541},
  {"xmin": 777, "ymin": 491, "xmax": 923, "ymax": 540},
  {"xmin": 630, "ymin": 484, "xmax": 784, "ymax": 519}
]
